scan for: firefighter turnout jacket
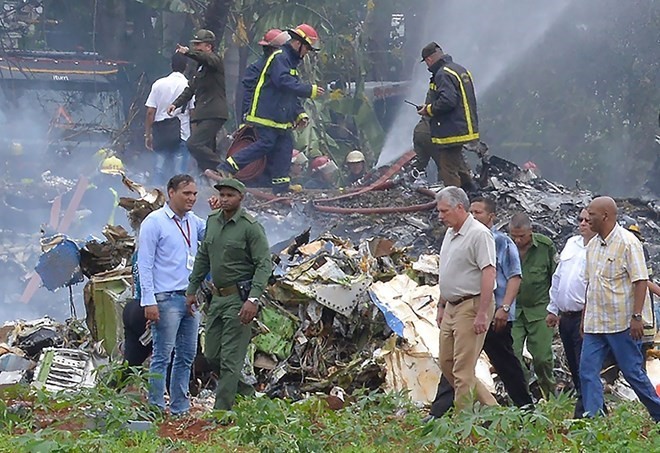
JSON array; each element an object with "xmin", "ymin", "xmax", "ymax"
[
  {"xmin": 245, "ymin": 43, "xmax": 319, "ymax": 129},
  {"xmin": 425, "ymin": 55, "xmax": 479, "ymax": 147}
]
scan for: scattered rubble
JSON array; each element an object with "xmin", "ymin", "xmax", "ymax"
[{"xmin": 1, "ymin": 155, "xmax": 659, "ymax": 411}]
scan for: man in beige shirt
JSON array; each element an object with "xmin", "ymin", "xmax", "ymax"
[{"xmin": 436, "ymin": 186, "xmax": 497, "ymax": 411}]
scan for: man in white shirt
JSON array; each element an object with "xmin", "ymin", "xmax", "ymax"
[
  {"xmin": 546, "ymin": 208, "xmax": 596, "ymax": 417},
  {"xmin": 145, "ymin": 53, "xmax": 193, "ymax": 186}
]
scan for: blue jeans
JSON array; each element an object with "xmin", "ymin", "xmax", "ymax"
[
  {"xmin": 153, "ymin": 140, "xmax": 190, "ymax": 187},
  {"xmin": 580, "ymin": 329, "xmax": 660, "ymax": 421},
  {"xmin": 148, "ymin": 291, "xmax": 200, "ymax": 414}
]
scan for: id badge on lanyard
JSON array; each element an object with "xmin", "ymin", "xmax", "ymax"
[{"xmin": 174, "ymin": 217, "xmax": 194, "ymax": 270}]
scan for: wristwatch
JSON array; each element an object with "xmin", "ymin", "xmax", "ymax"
[
  {"xmin": 501, "ymin": 304, "xmax": 511, "ymax": 313},
  {"xmin": 632, "ymin": 313, "xmax": 643, "ymax": 321}
]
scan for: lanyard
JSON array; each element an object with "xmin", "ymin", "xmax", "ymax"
[{"xmin": 173, "ymin": 217, "xmax": 191, "ymax": 248}]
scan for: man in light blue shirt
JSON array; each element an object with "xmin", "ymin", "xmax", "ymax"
[
  {"xmin": 138, "ymin": 174, "xmax": 205, "ymax": 415},
  {"xmin": 470, "ymin": 197, "xmax": 534, "ymax": 408}
]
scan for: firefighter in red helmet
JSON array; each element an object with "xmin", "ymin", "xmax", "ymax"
[{"xmin": 214, "ymin": 24, "xmax": 325, "ymax": 194}]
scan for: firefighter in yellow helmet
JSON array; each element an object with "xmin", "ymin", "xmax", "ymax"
[
  {"xmin": 99, "ymin": 156, "xmax": 125, "ymax": 175},
  {"xmin": 79, "ymin": 154, "xmax": 127, "ymax": 230}
]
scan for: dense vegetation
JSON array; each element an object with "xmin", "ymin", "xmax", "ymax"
[{"xmin": 1, "ymin": 366, "xmax": 659, "ymax": 452}]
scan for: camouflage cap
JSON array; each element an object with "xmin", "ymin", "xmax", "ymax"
[
  {"xmin": 190, "ymin": 29, "xmax": 216, "ymax": 44},
  {"xmin": 420, "ymin": 42, "xmax": 441, "ymax": 61},
  {"xmin": 214, "ymin": 178, "xmax": 246, "ymax": 194}
]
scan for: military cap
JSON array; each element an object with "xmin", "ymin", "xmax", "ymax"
[
  {"xmin": 421, "ymin": 42, "xmax": 441, "ymax": 61},
  {"xmin": 214, "ymin": 178, "xmax": 246, "ymax": 194},
  {"xmin": 190, "ymin": 29, "xmax": 216, "ymax": 43}
]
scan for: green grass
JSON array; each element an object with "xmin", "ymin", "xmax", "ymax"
[{"xmin": 1, "ymin": 374, "xmax": 659, "ymax": 452}]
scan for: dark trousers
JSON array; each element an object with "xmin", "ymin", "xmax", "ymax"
[
  {"xmin": 558, "ymin": 312, "xmax": 585, "ymax": 418},
  {"xmin": 122, "ymin": 298, "xmax": 152, "ymax": 367},
  {"xmin": 430, "ymin": 321, "xmax": 533, "ymax": 417},
  {"xmin": 482, "ymin": 321, "xmax": 534, "ymax": 407},
  {"xmin": 188, "ymin": 118, "xmax": 225, "ymax": 171},
  {"xmin": 438, "ymin": 145, "xmax": 475, "ymax": 191},
  {"xmin": 231, "ymin": 125, "xmax": 293, "ymax": 191},
  {"xmin": 412, "ymin": 119, "xmax": 442, "ymax": 172}
]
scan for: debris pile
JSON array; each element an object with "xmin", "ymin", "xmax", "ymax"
[
  {"xmin": 2, "ymin": 154, "xmax": 659, "ymax": 408},
  {"xmin": 0, "ymin": 317, "xmax": 100, "ymax": 390},
  {"xmin": 256, "ymin": 234, "xmax": 387, "ymax": 400},
  {"xmin": 247, "ymin": 153, "xmax": 660, "ymax": 266}
]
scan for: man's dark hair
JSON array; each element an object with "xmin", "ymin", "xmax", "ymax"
[
  {"xmin": 471, "ymin": 196, "xmax": 496, "ymax": 215},
  {"xmin": 171, "ymin": 53, "xmax": 188, "ymax": 73},
  {"xmin": 167, "ymin": 174, "xmax": 195, "ymax": 193},
  {"xmin": 510, "ymin": 212, "xmax": 532, "ymax": 230}
]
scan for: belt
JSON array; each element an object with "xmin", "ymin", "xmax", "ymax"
[
  {"xmin": 155, "ymin": 290, "xmax": 186, "ymax": 296},
  {"xmin": 560, "ymin": 310, "xmax": 583, "ymax": 318},
  {"xmin": 215, "ymin": 285, "xmax": 239, "ymax": 297},
  {"xmin": 448, "ymin": 294, "xmax": 480, "ymax": 306}
]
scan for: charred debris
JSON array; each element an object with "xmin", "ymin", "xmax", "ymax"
[{"xmin": 1, "ymin": 154, "xmax": 659, "ymax": 406}]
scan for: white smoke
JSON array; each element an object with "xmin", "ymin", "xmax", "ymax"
[{"xmin": 377, "ymin": 0, "xmax": 573, "ymax": 167}]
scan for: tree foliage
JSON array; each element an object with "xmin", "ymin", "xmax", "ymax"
[{"xmin": 480, "ymin": 0, "xmax": 659, "ymax": 195}]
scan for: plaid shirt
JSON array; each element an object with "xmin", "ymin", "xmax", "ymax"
[{"xmin": 584, "ymin": 224, "xmax": 649, "ymax": 334}]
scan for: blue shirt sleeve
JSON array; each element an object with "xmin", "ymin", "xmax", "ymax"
[
  {"xmin": 137, "ymin": 215, "xmax": 160, "ymax": 307},
  {"xmin": 502, "ymin": 237, "xmax": 522, "ymax": 280}
]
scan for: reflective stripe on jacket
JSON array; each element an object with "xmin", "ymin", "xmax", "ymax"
[
  {"xmin": 426, "ymin": 55, "xmax": 479, "ymax": 147},
  {"xmin": 245, "ymin": 44, "xmax": 316, "ymax": 129}
]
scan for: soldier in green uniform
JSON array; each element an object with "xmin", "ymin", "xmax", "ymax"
[
  {"xmin": 186, "ymin": 178, "xmax": 271, "ymax": 410},
  {"xmin": 508, "ymin": 212, "xmax": 558, "ymax": 399},
  {"xmin": 169, "ymin": 29, "xmax": 228, "ymax": 172}
]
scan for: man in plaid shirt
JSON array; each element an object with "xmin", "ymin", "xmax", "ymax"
[{"xmin": 581, "ymin": 196, "xmax": 660, "ymax": 421}]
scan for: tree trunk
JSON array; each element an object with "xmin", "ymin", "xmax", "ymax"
[
  {"xmin": 94, "ymin": 0, "xmax": 127, "ymax": 59},
  {"xmin": 204, "ymin": 0, "xmax": 233, "ymax": 39},
  {"xmin": 233, "ymin": 45, "xmax": 250, "ymax": 127}
]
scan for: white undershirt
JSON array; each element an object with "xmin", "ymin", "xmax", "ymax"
[{"xmin": 145, "ymin": 72, "xmax": 194, "ymax": 141}]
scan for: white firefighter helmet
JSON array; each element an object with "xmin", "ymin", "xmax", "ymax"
[{"xmin": 346, "ymin": 150, "xmax": 365, "ymax": 163}]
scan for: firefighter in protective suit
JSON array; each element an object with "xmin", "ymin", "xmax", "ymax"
[
  {"xmin": 216, "ymin": 24, "xmax": 325, "ymax": 194},
  {"xmin": 240, "ymin": 29, "xmax": 290, "ymax": 119},
  {"xmin": 416, "ymin": 42, "xmax": 478, "ymax": 192},
  {"xmin": 345, "ymin": 150, "xmax": 366, "ymax": 185}
]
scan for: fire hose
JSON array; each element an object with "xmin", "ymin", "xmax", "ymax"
[{"xmin": 247, "ymin": 149, "xmax": 438, "ymax": 214}]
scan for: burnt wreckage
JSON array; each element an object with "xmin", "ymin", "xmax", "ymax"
[{"xmin": 1, "ymin": 153, "xmax": 659, "ymax": 407}]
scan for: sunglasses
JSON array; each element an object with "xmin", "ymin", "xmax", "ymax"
[{"xmin": 578, "ymin": 217, "xmax": 589, "ymax": 223}]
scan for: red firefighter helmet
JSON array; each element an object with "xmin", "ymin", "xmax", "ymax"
[
  {"xmin": 310, "ymin": 156, "xmax": 329, "ymax": 172},
  {"xmin": 288, "ymin": 24, "xmax": 320, "ymax": 51},
  {"xmin": 291, "ymin": 149, "xmax": 308, "ymax": 165},
  {"xmin": 310, "ymin": 156, "xmax": 338, "ymax": 175},
  {"xmin": 258, "ymin": 28, "xmax": 283, "ymax": 46}
]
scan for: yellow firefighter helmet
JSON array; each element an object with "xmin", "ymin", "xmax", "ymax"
[{"xmin": 100, "ymin": 156, "xmax": 125, "ymax": 175}]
